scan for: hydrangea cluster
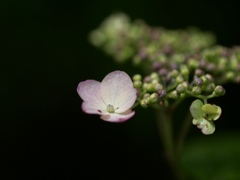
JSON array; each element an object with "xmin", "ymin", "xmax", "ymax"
[{"xmin": 84, "ymin": 12, "xmax": 240, "ymax": 134}]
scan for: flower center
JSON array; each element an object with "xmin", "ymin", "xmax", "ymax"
[{"xmin": 107, "ymin": 104, "xmax": 115, "ymax": 113}]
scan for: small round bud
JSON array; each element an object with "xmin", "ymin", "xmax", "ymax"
[
  {"xmin": 169, "ymin": 69, "xmax": 178, "ymax": 78},
  {"xmin": 176, "ymin": 76, "xmax": 184, "ymax": 84},
  {"xmin": 205, "ymin": 74, "xmax": 214, "ymax": 82},
  {"xmin": 143, "ymin": 76, "xmax": 151, "ymax": 82},
  {"xmin": 168, "ymin": 90, "xmax": 178, "ymax": 99},
  {"xmin": 176, "ymin": 84, "xmax": 186, "ymax": 94},
  {"xmin": 143, "ymin": 93, "xmax": 150, "ymax": 99},
  {"xmin": 149, "ymin": 93, "xmax": 159, "ymax": 103},
  {"xmin": 201, "ymin": 76, "xmax": 209, "ymax": 86},
  {"xmin": 180, "ymin": 65, "xmax": 189, "ymax": 79},
  {"xmin": 133, "ymin": 74, "xmax": 142, "ymax": 81},
  {"xmin": 226, "ymin": 71, "xmax": 235, "ymax": 80},
  {"xmin": 204, "ymin": 83, "xmax": 215, "ymax": 93},
  {"xmin": 150, "ymin": 72, "xmax": 159, "ymax": 80},
  {"xmin": 140, "ymin": 99, "xmax": 148, "ymax": 108},
  {"xmin": 188, "ymin": 58, "xmax": 199, "ymax": 69},
  {"xmin": 193, "ymin": 78, "xmax": 203, "ymax": 86},
  {"xmin": 195, "ymin": 69, "xmax": 204, "ymax": 77},
  {"xmin": 151, "ymin": 79, "xmax": 159, "ymax": 86},
  {"xmin": 154, "ymin": 83, "xmax": 163, "ymax": 91},
  {"xmin": 192, "ymin": 86, "xmax": 202, "ymax": 95},
  {"xmin": 134, "ymin": 80, "xmax": 142, "ymax": 88},
  {"xmin": 214, "ymin": 85, "xmax": 225, "ymax": 96},
  {"xmin": 158, "ymin": 89, "xmax": 167, "ymax": 98}
]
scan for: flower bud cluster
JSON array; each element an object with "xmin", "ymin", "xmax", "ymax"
[
  {"xmin": 133, "ymin": 67, "xmax": 226, "ymax": 108},
  {"xmin": 89, "ymin": 12, "xmax": 215, "ymax": 63},
  {"xmin": 90, "ymin": 12, "xmax": 240, "ymax": 110}
]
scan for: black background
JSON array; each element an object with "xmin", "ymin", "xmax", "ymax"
[{"xmin": 1, "ymin": 0, "xmax": 240, "ymax": 179}]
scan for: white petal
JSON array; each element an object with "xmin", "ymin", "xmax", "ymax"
[
  {"xmin": 100, "ymin": 109, "xmax": 135, "ymax": 123},
  {"xmin": 81, "ymin": 101, "xmax": 107, "ymax": 115},
  {"xmin": 100, "ymin": 71, "xmax": 136, "ymax": 107},
  {"xmin": 196, "ymin": 119, "xmax": 215, "ymax": 135},
  {"xmin": 114, "ymin": 86, "xmax": 137, "ymax": 113},
  {"xmin": 77, "ymin": 80, "xmax": 106, "ymax": 114}
]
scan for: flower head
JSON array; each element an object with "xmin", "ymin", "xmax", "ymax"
[
  {"xmin": 77, "ymin": 70, "xmax": 137, "ymax": 122},
  {"xmin": 190, "ymin": 99, "xmax": 222, "ymax": 135}
]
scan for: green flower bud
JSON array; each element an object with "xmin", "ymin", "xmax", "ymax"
[
  {"xmin": 180, "ymin": 65, "xmax": 189, "ymax": 79},
  {"xmin": 168, "ymin": 90, "xmax": 178, "ymax": 99},
  {"xmin": 169, "ymin": 69, "xmax": 179, "ymax": 78},
  {"xmin": 204, "ymin": 83, "xmax": 215, "ymax": 93},
  {"xmin": 194, "ymin": 69, "xmax": 204, "ymax": 77},
  {"xmin": 214, "ymin": 85, "xmax": 226, "ymax": 96},
  {"xmin": 133, "ymin": 74, "xmax": 142, "ymax": 81},
  {"xmin": 134, "ymin": 80, "xmax": 142, "ymax": 88},
  {"xmin": 201, "ymin": 76, "xmax": 208, "ymax": 85},
  {"xmin": 150, "ymin": 72, "xmax": 159, "ymax": 80},
  {"xmin": 176, "ymin": 76, "xmax": 184, "ymax": 84},
  {"xmin": 149, "ymin": 93, "xmax": 159, "ymax": 103},
  {"xmin": 143, "ymin": 83, "xmax": 154, "ymax": 92},
  {"xmin": 188, "ymin": 58, "xmax": 199, "ymax": 69},
  {"xmin": 226, "ymin": 71, "xmax": 235, "ymax": 80},
  {"xmin": 192, "ymin": 86, "xmax": 202, "ymax": 95},
  {"xmin": 205, "ymin": 74, "xmax": 214, "ymax": 82},
  {"xmin": 151, "ymin": 79, "xmax": 159, "ymax": 86},
  {"xmin": 140, "ymin": 99, "xmax": 148, "ymax": 108},
  {"xmin": 143, "ymin": 93, "xmax": 150, "ymax": 99},
  {"xmin": 176, "ymin": 84, "xmax": 186, "ymax": 94},
  {"xmin": 154, "ymin": 83, "xmax": 163, "ymax": 91}
]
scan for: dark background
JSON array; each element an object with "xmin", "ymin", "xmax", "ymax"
[{"xmin": 1, "ymin": 0, "xmax": 240, "ymax": 179}]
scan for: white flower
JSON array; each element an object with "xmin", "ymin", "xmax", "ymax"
[{"xmin": 77, "ymin": 70, "xmax": 137, "ymax": 122}]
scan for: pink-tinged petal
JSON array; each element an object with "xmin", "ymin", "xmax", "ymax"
[
  {"xmin": 100, "ymin": 109, "xmax": 135, "ymax": 123},
  {"xmin": 100, "ymin": 71, "xmax": 134, "ymax": 106},
  {"xmin": 77, "ymin": 80, "xmax": 106, "ymax": 113},
  {"xmin": 114, "ymin": 87, "xmax": 137, "ymax": 113},
  {"xmin": 81, "ymin": 101, "xmax": 108, "ymax": 115}
]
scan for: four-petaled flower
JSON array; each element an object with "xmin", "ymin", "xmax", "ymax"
[
  {"xmin": 190, "ymin": 99, "xmax": 222, "ymax": 135},
  {"xmin": 77, "ymin": 70, "xmax": 137, "ymax": 122}
]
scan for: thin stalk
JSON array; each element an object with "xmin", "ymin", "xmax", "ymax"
[
  {"xmin": 155, "ymin": 108, "xmax": 185, "ymax": 180},
  {"xmin": 176, "ymin": 111, "xmax": 192, "ymax": 154}
]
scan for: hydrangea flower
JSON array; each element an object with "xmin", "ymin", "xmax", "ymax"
[
  {"xmin": 77, "ymin": 70, "xmax": 137, "ymax": 122},
  {"xmin": 190, "ymin": 99, "xmax": 222, "ymax": 135}
]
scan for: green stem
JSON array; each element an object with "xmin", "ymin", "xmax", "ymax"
[
  {"xmin": 176, "ymin": 111, "xmax": 192, "ymax": 154},
  {"xmin": 155, "ymin": 108, "xmax": 185, "ymax": 180}
]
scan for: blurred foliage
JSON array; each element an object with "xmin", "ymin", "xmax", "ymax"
[{"xmin": 181, "ymin": 132, "xmax": 240, "ymax": 180}]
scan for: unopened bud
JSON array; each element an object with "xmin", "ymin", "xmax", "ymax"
[
  {"xmin": 140, "ymin": 99, "xmax": 148, "ymax": 108},
  {"xmin": 149, "ymin": 93, "xmax": 158, "ymax": 103},
  {"xmin": 168, "ymin": 90, "xmax": 178, "ymax": 99},
  {"xmin": 134, "ymin": 80, "xmax": 142, "ymax": 88},
  {"xmin": 192, "ymin": 86, "xmax": 202, "ymax": 95},
  {"xmin": 204, "ymin": 83, "xmax": 215, "ymax": 93},
  {"xmin": 176, "ymin": 84, "xmax": 186, "ymax": 94},
  {"xmin": 150, "ymin": 72, "xmax": 159, "ymax": 80},
  {"xmin": 158, "ymin": 89, "xmax": 167, "ymax": 98},
  {"xmin": 133, "ymin": 74, "xmax": 142, "ymax": 81},
  {"xmin": 193, "ymin": 78, "xmax": 203, "ymax": 86},
  {"xmin": 214, "ymin": 85, "xmax": 225, "ymax": 96}
]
